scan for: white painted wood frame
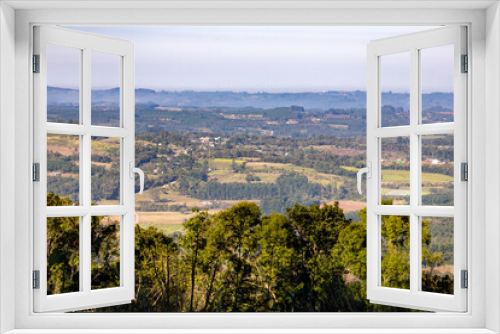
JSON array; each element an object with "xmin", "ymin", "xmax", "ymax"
[
  {"xmin": 366, "ymin": 26, "xmax": 467, "ymax": 312},
  {"xmin": 32, "ymin": 26, "xmax": 135, "ymax": 313},
  {"xmin": 5, "ymin": 5, "xmax": 491, "ymax": 333}
]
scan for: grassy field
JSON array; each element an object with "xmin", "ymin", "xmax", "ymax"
[
  {"xmin": 205, "ymin": 160, "xmax": 344, "ymax": 187},
  {"xmin": 139, "ymin": 186, "xmax": 201, "ymax": 207},
  {"xmin": 341, "ymin": 165, "xmax": 358, "ymax": 172},
  {"xmin": 381, "ymin": 169, "xmax": 453, "ymax": 183},
  {"xmin": 245, "ymin": 161, "xmax": 318, "ymax": 174},
  {"xmin": 209, "ymin": 171, "xmax": 280, "ymax": 183},
  {"xmin": 205, "ymin": 158, "xmax": 246, "ymax": 170},
  {"xmin": 90, "ymin": 137, "xmax": 120, "ymax": 154}
]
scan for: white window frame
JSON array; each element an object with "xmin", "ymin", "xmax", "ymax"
[
  {"xmin": 32, "ymin": 26, "xmax": 136, "ymax": 312},
  {"xmin": 366, "ymin": 26, "xmax": 467, "ymax": 312},
  {"xmin": 1, "ymin": 2, "xmax": 499, "ymax": 333}
]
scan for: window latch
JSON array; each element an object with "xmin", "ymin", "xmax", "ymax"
[
  {"xmin": 129, "ymin": 162, "xmax": 145, "ymax": 194},
  {"xmin": 357, "ymin": 162, "xmax": 372, "ymax": 195}
]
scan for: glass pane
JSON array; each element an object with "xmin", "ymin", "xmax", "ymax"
[
  {"xmin": 380, "ymin": 52, "xmax": 410, "ymax": 127},
  {"xmin": 91, "ymin": 215, "xmax": 121, "ymax": 290},
  {"xmin": 47, "ymin": 134, "xmax": 80, "ymax": 206},
  {"xmin": 381, "ymin": 215, "xmax": 410, "ymax": 289},
  {"xmin": 421, "ymin": 134, "xmax": 454, "ymax": 206},
  {"xmin": 381, "ymin": 137, "xmax": 410, "ymax": 205},
  {"xmin": 47, "ymin": 44, "xmax": 80, "ymax": 124},
  {"xmin": 91, "ymin": 137, "xmax": 121, "ymax": 205},
  {"xmin": 421, "ymin": 45, "xmax": 454, "ymax": 124},
  {"xmin": 47, "ymin": 216, "xmax": 80, "ymax": 295},
  {"xmin": 91, "ymin": 52, "xmax": 121, "ymax": 127},
  {"xmin": 422, "ymin": 216, "xmax": 454, "ymax": 294}
]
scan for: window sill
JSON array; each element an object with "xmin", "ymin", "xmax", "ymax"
[{"xmin": 4, "ymin": 329, "xmax": 497, "ymax": 334}]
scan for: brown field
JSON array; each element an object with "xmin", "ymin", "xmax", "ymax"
[
  {"xmin": 136, "ymin": 209, "xmax": 222, "ymax": 234},
  {"xmin": 335, "ymin": 149, "xmax": 365, "ymax": 157},
  {"xmin": 322, "ymin": 200, "xmax": 366, "ymax": 213},
  {"xmin": 328, "ymin": 124, "xmax": 349, "ymax": 129},
  {"xmin": 47, "ymin": 135, "xmax": 80, "ymax": 156}
]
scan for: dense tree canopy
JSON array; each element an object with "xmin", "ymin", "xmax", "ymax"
[{"xmin": 46, "ymin": 194, "xmax": 453, "ymax": 312}]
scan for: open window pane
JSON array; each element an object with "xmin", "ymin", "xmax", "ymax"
[
  {"xmin": 381, "ymin": 137, "xmax": 410, "ymax": 205},
  {"xmin": 91, "ymin": 137, "xmax": 121, "ymax": 205},
  {"xmin": 380, "ymin": 52, "xmax": 410, "ymax": 127},
  {"xmin": 421, "ymin": 134, "xmax": 454, "ymax": 206},
  {"xmin": 91, "ymin": 52, "xmax": 121, "ymax": 127},
  {"xmin": 422, "ymin": 216, "xmax": 454, "ymax": 295},
  {"xmin": 47, "ymin": 134, "xmax": 80, "ymax": 206},
  {"xmin": 47, "ymin": 44, "xmax": 81, "ymax": 124},
  {"xmin": 421, "ymin": 45, "xmax": 454, "ymax": 124},
  {"xmin": 92, "ymin": 215, "xmax": 121, "ymax": 290},
  {"xmin": 367, "ymin": 26, "xmax": 466, "ymax": 312},
  {"xmin": 47, "ymin": 216, "xmax": 80, "ymax": 295},
  {"xmin": 35, "ymin": 25, "xmax": 135, "ymax": 313},
  {"xmin": 381, "ymin": 215, "xmax": 410, "ymax": 289}
]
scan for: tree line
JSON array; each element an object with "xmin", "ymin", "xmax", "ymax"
[{"xmin": 46, "ymin": 193, "xmax": 453, "ymax": 312}]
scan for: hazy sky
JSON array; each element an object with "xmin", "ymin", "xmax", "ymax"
[{"xmin": 50, "ymin": 26, "xmax": 452, "ymax": 93}]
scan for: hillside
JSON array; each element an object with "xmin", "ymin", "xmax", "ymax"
[{"xmin": 48, "ymin": 87, "xmax": 453, "ymax": 111}]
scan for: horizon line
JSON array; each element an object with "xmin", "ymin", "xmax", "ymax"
[{"xmin": 48, "ymin": 86, "xmax": 454, "ymax": 95}]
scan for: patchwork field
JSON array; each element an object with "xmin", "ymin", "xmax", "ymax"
[{"xmin": 47, "ymin": 133, "xmax": 454, "ymax": 237}]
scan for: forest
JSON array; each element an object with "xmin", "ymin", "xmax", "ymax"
[{"xmin": 47, "ymin": 194, "xmax": 453, "ymax": 312}]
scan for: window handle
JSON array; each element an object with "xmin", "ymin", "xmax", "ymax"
[
  {"xmin": 357, "ymin": 162, "xmax": 372, "ymax": 195},
  {"xmin": 129, "ymin": 162, "xmax": 145, "ymax": 195}
]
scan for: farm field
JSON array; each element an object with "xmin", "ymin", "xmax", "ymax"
[
  {"xmin": 381, "ymin": 169, "xmax": 453, "ymax": 183},
  {"xmin": 135, "ymin": 211, "xmax": 228, "ymax": 234},
  {"xmin": 135, "ymin": 198, "xmax": 367, "ymax": 235},
  {"xmin": 47, "ymin": 129, "xmax": 454, "ymax": 237}
]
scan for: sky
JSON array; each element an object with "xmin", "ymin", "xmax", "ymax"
[{"xmin": 48, "ymin": 26, "xmax": 453, "ymax": 93}]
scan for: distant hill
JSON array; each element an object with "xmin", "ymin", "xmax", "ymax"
[{"xmin": 47, "ymin": 87, "xmax": 453, "ymax": 111}]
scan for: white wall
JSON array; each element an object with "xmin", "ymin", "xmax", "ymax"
[
  {"xmin": 486, "ymin": 2, "xmax": 500, "ymax": 333},
  {"xmin": 0, "ymin": 2, "xmax": 16, "ymax": 333}
]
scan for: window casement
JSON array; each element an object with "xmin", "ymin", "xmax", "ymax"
[
  {"xmin": 7, "ymin": 6, "xmax": 488, "ymax": 332},
  {"xmin": 31, "ymin": 24, "xmax": 468, "ymax": 315},
  {"xmin": 33, "ymin": 26, "xmax": 141, "ymax": 312},
  {"xmin": 361, "ymin": 26, "xmax": 467, "ymax": 312}
]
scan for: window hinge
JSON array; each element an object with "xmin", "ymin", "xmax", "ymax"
[
  {"xmin": 33, "ymin": 54, "xmax": 40, "ymax": 73},
  {"xmin": 461, "ymin": 270, "xmax": 468, "ymax": 289},
  {"xmin": 461, "ymin": 162, "xmax": 468, "ymax": 181},
  {"xmin": 33, "ymin": 270, "xmax": 40, "ymax": 289},
  {"xmin": 33, "ymin": 163, "xmax": 40, "ymax": 182},
  {"xmin": 461, "ymin": 54, "xmax": 468, "ymax": 73}
]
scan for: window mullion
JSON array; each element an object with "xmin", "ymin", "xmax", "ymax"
[
  {"xmin": 81, "ymin": 47, "xmax": 92, "ymax": 294},
  {"xmin": 409, "ymin": 47, "xmax": 420, "ymax": 294}
]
